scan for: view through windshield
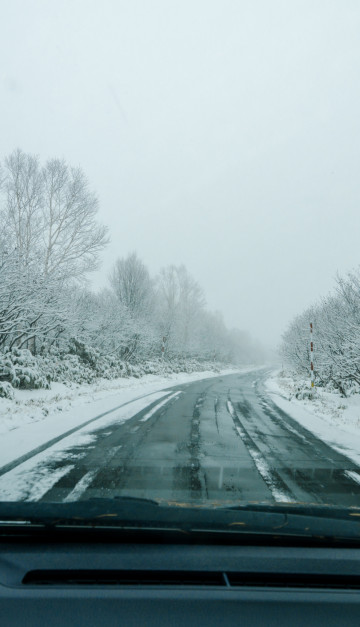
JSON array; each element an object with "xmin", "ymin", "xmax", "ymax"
[{"xmin": 1, "ymin": 1, "xmax": 360, "ymax": 528}]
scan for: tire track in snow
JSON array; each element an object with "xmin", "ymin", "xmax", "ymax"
[
  {"xmin": 226, "ymin": 399, "xmax": 295, "ymax": 503},
  {"xmin": 139, "ymin": 392, "xmax": 181, "ymax": 422},
  {"xmin": 63, "ymin": 470, "xmax": 99, "ymax": 502}
]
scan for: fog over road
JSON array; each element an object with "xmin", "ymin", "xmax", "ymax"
[{"xmin": 16, "ymin": 371, "xmax": 355, "ymax": 508}]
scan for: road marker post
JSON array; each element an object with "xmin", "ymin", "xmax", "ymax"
[{"xmin": 310, "ymin": 322, "xmax": 315, "ymax": 394}]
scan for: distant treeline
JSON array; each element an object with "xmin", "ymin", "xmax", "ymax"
[{"xmin": 0, "ymin": 149, "xmax": 263, "ymax": 389}]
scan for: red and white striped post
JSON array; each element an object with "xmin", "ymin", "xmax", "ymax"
[{"xmin": 310, "ymin": 322, "xmax": 315, "ymax": 391}]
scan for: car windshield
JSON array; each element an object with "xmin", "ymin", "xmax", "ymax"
[{"xmin": 1, "ymin": 0, "xmax": 360, "ymax": 537}]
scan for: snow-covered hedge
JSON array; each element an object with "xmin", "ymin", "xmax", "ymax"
[
  {"xmin": 0, "ymin": 348, "xmax": 50, "ymax": 389},
  {"xmin": 40, "ymin": 351, "xmax": 96, "ymax": 385},
  {"xmin": 0, "ymin": 342, "xmax": 224, "ymax": 395}
]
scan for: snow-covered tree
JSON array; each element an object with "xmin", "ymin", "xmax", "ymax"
[
  {"xmin": 109, "ymin": 253, "xmax": 156, "ymax": 360},
  {"xmin": 0, "ymin": 149, "xmax": 108, "ymax": 353},
  {"xmin": 281, "ymin": 268, "xmax": 360, "ymax": 395},
  {"xmin": 155, "ymin": 265, "xmax": 205, "ymax": 358},
  {"xmin": 109, "ymin": 252, "xmax": 153, "ymax": 319},
  {"xmin": 41, "ymin": 158, "xmax": 108, "ymax": 280}
]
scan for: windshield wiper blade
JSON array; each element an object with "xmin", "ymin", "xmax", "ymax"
[
  {"xmin": 0, "ymin": 497, "xmax": 161, "ymax": 527},
  {"xmin": 0, "ymin": 499, "xmax": 289, "ymax": 537},
  {"xmin": 0, "ymin": 499, "xmax": 360, "ymax": 544},
  {"xmin": 225, "ymin": 502, "xmax": 360, "ymax": 517}
]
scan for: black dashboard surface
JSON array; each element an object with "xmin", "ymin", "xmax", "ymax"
[{"xmin": 1, "ymin": 540, "xmax": 360, "ymax": 626}]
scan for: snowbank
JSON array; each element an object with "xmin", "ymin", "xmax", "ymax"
[{"xmin": 266, "ymin": 371, "xmax": 360, "ymax": 466}]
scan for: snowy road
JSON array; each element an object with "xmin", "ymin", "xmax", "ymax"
[{"xmin": 2, "ymin": 371, "xmax": 360, "ymax": 506}]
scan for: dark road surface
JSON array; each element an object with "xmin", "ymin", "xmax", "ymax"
[
  {"xmin": 18, "ymin": 369, "xmax": 359, "ymax": 508},
  {"xmin": 21, "ymin": 371, "xmax": 360, "ymax": 506}
]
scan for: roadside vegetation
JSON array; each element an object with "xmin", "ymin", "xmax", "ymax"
[
  {"xmin": 281, "ymin": 270, "xmax": 360, "ymax": 397},
  {"xmin": 0, "ymin": 149, "xmax": 263, "ymax": 398}
]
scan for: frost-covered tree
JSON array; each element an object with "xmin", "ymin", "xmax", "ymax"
[
  {"xmin": 109, "ymin": 253, "xmax": 153, "ymax": 319},
  {"xmin": 0, "ymin": 149, "xmax": 108, "ymax": 353},
  {"xmin": 41, "ymin": 159, "xmax": 108, "ymax": 280},
  {"xmin": 109, "ymin": 253, "xmax": 156, "ymax": 360},
  {"xmin": 3, "ymin": 150, "xmax": 44, "ymax": 267},
  {"xmin": 155, "ymin": 265, "xmax": 205, "ymax": 358},
  {"xmin": 281, "ymin": 268, "xmax": 360, "ymax": 395},
  {"xmin": 2, "ymin": 149, "xmax": 108, "ymax": 281}
]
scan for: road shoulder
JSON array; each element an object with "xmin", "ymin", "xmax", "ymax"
[{"xmin": 266, "ymin": 371, "xmax": 360, "ymax": 467}]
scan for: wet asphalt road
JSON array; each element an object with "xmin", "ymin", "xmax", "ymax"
[{"xmin": 35, "ymin": 370, "xmax": 360, "ymax": 507}]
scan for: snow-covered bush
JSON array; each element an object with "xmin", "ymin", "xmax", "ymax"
[
  {"xmin": 294, "ymin": 385, "xmax": 314, "ymax": 400},
  {"xmin": 0, "ymin": 348, "xmax": 50, "ymax": 389},
  {"xmin": 38, "ymin": 348, "xmax": 97, "ymax": 385},
  {"xmin": 0, "ymin": 381, "xmax": 15, "ymax": 399},
  {"xmin": 68, "ymin": 338, "xmax": 100, "ymax": 369}
]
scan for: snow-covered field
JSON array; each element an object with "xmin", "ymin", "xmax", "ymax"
[
  {"xmin": 0, "ymin": 366, "xmax": 257, "ymax": 472},
  {"xmin": 267, "ymin": 371, "xmax": 360, "ymax": 467}
]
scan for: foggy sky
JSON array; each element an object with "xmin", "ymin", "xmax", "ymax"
[{"xmin": 2, "ymin": 0, "xmax": 360, "ymax": 348}]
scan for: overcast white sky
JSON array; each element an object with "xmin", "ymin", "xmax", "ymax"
[{"xmin": 2, "ymin": 0, "xmax": 360, "ymax": 347}]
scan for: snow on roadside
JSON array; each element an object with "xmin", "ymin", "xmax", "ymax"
[
  {"xmin": 266, "ymin": 371, "xmax": 360, "ymax": 467},
  {"xmin": 0, "ymin": 366, "xmax": 260, "ymax": 470},
  {"xmin": 0, "ymin": 392, "xmax": 172, "ymax": 501}
]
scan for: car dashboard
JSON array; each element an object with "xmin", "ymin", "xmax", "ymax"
[{"xmin": 2, "ymin": 534, "xmax": 360, "ymax": 626}]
